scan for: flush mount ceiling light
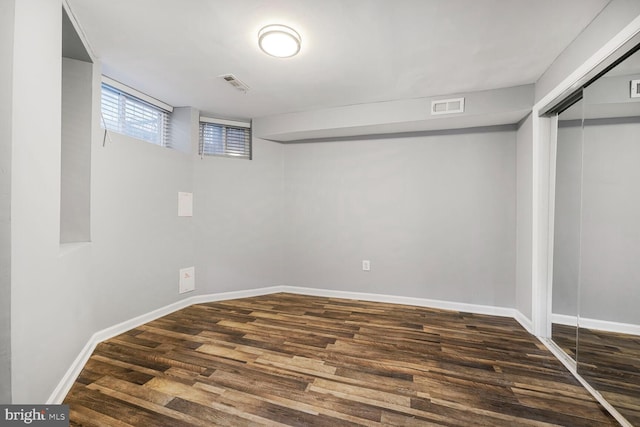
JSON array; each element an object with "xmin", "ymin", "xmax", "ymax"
[{"xmin": 258, "ymin": 24, "xmax": 301, "ymax": 58}]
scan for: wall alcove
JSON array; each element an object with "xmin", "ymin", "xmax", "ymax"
[{"xmin": 61, "ymin": 7, "xmax": 93, "ymax": 244}]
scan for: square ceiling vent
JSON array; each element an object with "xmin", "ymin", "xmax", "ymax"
[{"xmin": 219, "ymin": 74, "xmax": 250, "ymax": 92}]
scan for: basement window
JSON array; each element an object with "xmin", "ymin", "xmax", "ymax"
[
  {"xmin": 100, "ymin": 77, "xmax": 172, "ymax": 147},
  {"xmin": 199, "ymin": 117, "xmax": 252, "ymax": 159}
]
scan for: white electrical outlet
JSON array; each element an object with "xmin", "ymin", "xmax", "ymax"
[
  {"xmin": 179, "ymin": 266, "xmax": 195, "ymax": 293},
  {"xmin": 362, "ymin": 260, "xmax": 371, "ymax": 271}
]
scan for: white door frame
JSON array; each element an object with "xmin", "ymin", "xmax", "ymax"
[{"xmin": 531, "ymin": 16, "xmax": 640, "ymax": 337}]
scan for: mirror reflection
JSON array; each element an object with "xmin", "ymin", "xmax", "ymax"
[
  {"xmin": 552, "ymin": 47, "xmax": 640, "ymax": 426},
  {"xmin": 552, "ymin": 98, "xmax": 584, "ymax": 363},
  {"xmin": 579, "ymin": 51, "xmax": 640, "ymax": 425}
]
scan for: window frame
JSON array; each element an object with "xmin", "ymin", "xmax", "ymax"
[
  {"xmin": 100, "ymin": 76, "xmax": 173, "ymax": 148},
  {"xmin": 199, "ymin": 117, "xmax": 252, "ymax": 160}
]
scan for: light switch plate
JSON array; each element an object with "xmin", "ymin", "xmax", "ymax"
[{"xmin": 178, "ymin": 192, "xmax": 193, "ymax": 217}]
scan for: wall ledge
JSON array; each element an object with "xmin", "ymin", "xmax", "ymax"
[{"xmin": 254, "ymin": 85, "xmax": 534, "ymax": 142}]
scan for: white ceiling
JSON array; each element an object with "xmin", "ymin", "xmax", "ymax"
[{"xmin": 68, "ymin": 0, "xmax": 610, "ymax": 121}]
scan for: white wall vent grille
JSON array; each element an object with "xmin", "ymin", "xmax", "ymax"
[
  {"xmin": 220, "ymin": 74, "xmax": 250, "ymax": 92},
  {"xmin": 431, "ymin": 97, "xmax": 465, "ymax": 115},
  {"xmin": 631, "ymin": 79, "xmax": 640, "ymax": 98}
]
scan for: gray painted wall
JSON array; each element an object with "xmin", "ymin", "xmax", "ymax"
[
  {"xmin": 11, "ymin": 0, "xmax": 64, "ymax": 401},
  {"xmin": 7, "ymin": 1, "xmax": 285, "ymax": 400},
  {"xmin": 535, "ymin": 0, "xmax": 640, "ymax": 103},
  {"xmin": 194, "ymin": 138, "xmax": 285, "ymax": 293},
  {"xmin": 61, "ymin": 57, "xmax": 92, "ymax": 243},
  {"xmin": 9, "ymin": 1, "xmax": 197, "ymax": 402},
  {"xmin": 88, "ymin": 132, "xmax": 196, "ymax": 327},
  {"xmin": 170, "ymin": 107, "xmax": 197, "ymax": 154},
  {"xmin": 11, "ymin": 60, "xmax": 200, "ymax": 403},
  {"xmin": 554, "ymin": 117, "xmax": 640, "ymax": 325},
  {"xmin": 282, "ymin": 128, "xmax": 517, "ymax": 307},
  {"xmin": 580, "ymin": 117, "xmax": 640, "ymax": 325},
  {"xmin": 586, "ymin": 74, "xmax": 640, "ymax": 108},
  {"xmin": 516, "ymin": 114, "xmax": 533, "ymax": 320},
  {"xmin": 0, "ymin": 0, "xmax": 15, "ymax": 405},
  {"xmin": 553, "ymin": 122, "xmax": 583, "ymax": 317}
]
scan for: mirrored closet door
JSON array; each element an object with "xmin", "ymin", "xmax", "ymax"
[
  {"xmin": 552, "ymin": 97, "xmax": 584, "ymax": 363},
  {"xmin": 552, "ymin": 47, "xmax": 640, "ymax": 426}
]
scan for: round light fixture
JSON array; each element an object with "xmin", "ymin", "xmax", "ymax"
[{"xmin": 258, "ymin": 24, "xmax": 301, "ymax": 58}]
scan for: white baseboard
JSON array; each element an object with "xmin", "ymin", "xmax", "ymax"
[
  {"xmin": 46, "ymin": 286, "xmax": 283, "ymax": 404},
  {"xmin": 282, "ymin": 286, "xmax": 509, "ymax": 315},
  {"xmin": 48, "ymin": 285, "xmax": 533, "ymax": 403},
  {"xmin": 280, "ymin": 286, "xmax": 534, "ymax": 333},
  {"xmin": 551, "ymin": 313, "xmax": 640, "ymax": 336},
  {"xmin": 551, "ymin": 313, "xmax": 577, "ymax": 326},
  {"xmin": 513, "ymin": 310, "xmax": 534, "ymax": 333}
]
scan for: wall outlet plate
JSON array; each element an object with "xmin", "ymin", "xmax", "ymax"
[
  {"xmin": 179, "ymin": 266, "xmax": 195, "ymax": 293},
  {"xmin": 362, "ymin": 260, "xmax": 371, "ymax": 271}
]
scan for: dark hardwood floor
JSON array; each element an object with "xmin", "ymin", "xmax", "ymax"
[
  {"xmin": 552, "ymin": 323, "xmax": 577, "ymax": 361},
  {"xmin": 577, "ymin": 327, "xmax": 640, "ymax": 426},
  {"xmin": 64, "ymin": 293, "xmax": 618, "ymax": 426},
  {"xmin": 553, "ymin": 323, "xmax": 640, "ymax": 425}
]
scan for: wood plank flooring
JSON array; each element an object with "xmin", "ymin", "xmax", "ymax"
[
  {"xmin": 64, "ymin": 293, "xmax": 618, "ymax": 426},
  {"xmin": 554, "ymin": 323, "xmax": 640, "ymax": 425},
  {"xmin": 552, "ymin": 323, "xmax": 577, "ymax": 361},
  {"xmin": 577, "ymin": 327, "xmax": 640, "ymax": 426}
]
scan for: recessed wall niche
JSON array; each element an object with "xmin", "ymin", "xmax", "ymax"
[{"xmin": 60, "ymin": 7, "xmax": 92, "ymax": 244}]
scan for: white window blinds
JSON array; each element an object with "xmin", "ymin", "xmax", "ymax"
[
  {"xmin": 101, "ymin": 82, "xmax": 171, "ymax": 147},
  {"xmin": 199, "ymin": 118, "xmax": 252, "ymax": 159}
]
